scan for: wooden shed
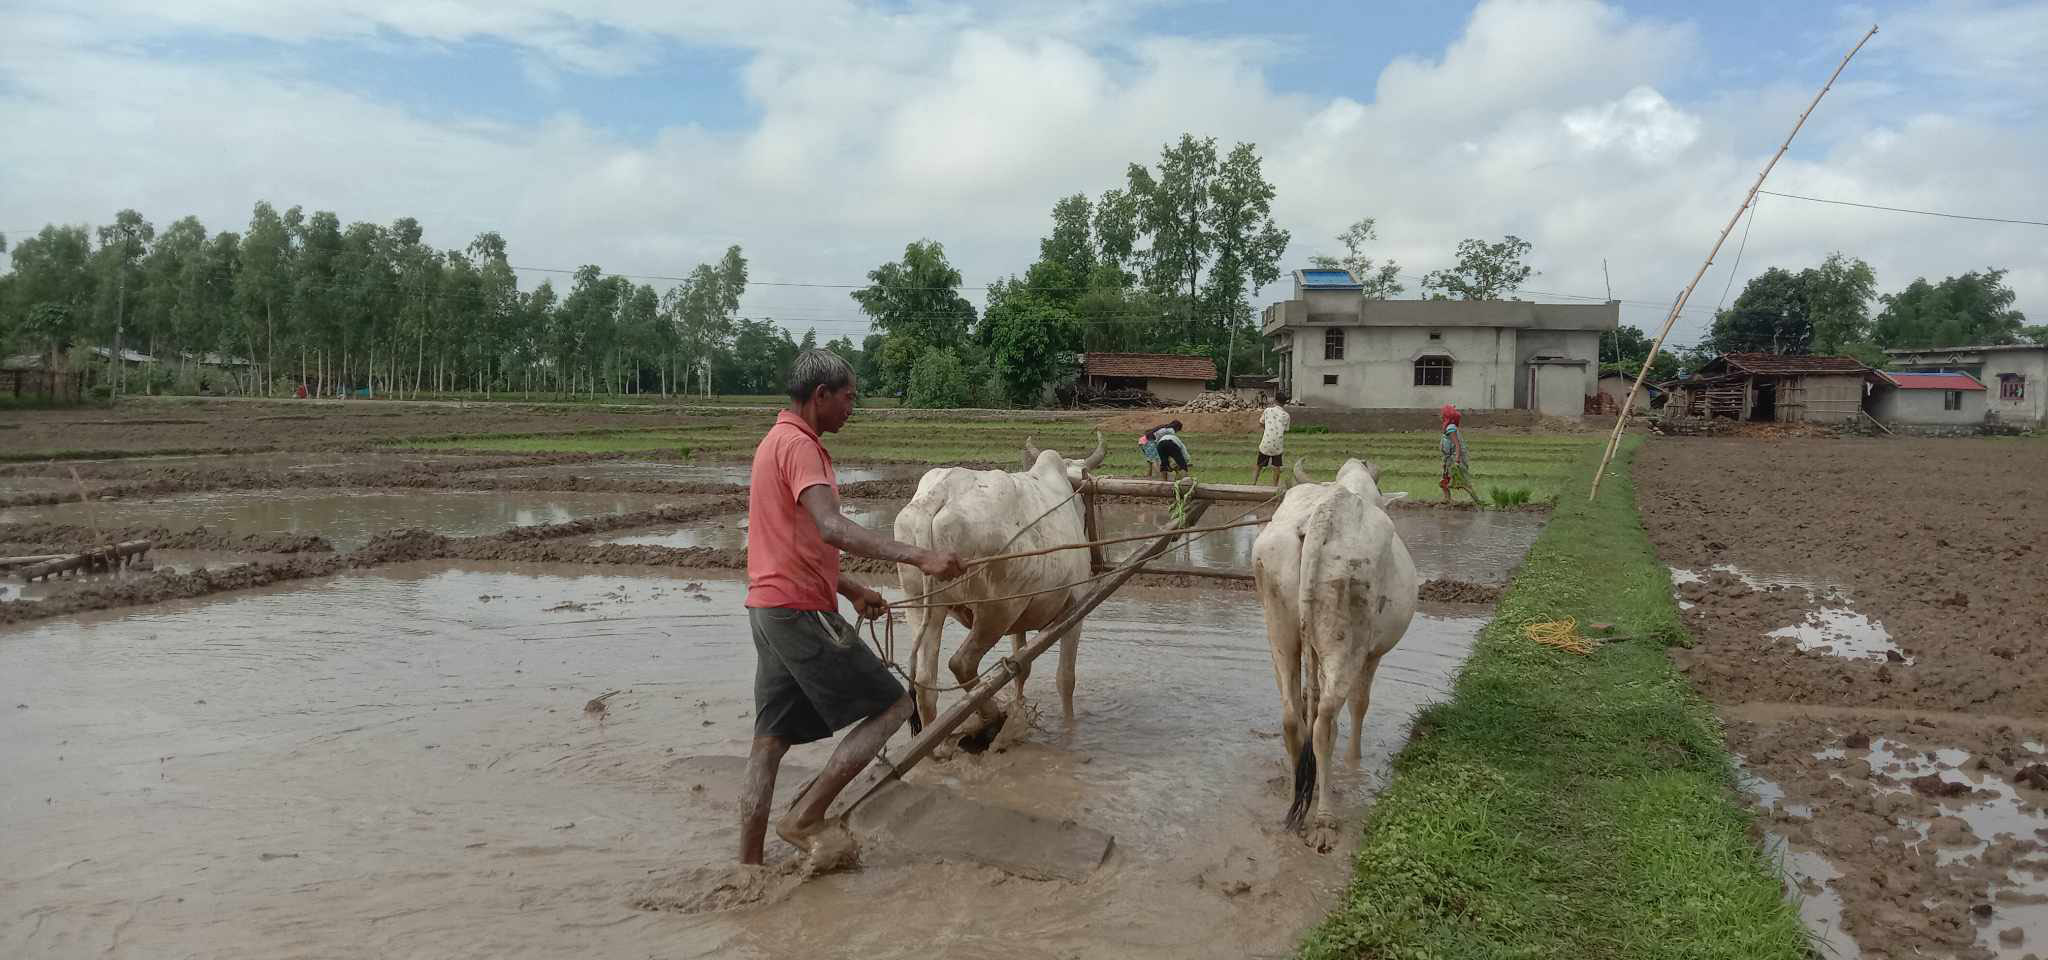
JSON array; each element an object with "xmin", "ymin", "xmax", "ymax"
[{"xmin": 1662, "ymin": 353, "xmax": 1877, "ymax": 424}]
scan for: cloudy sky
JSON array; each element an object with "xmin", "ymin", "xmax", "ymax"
[{"xmin": 4, "ymin": 0, "xmax": 2044, "ymax": 348}]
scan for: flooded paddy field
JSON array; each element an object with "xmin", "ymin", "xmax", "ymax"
[
  {"xmin": 2, "ymin": 564, "xmax": 1493, "ymax": 959},
  {"xmin": 1640, "ymin": 437, "xmax": 2048, "ymax": 960}
]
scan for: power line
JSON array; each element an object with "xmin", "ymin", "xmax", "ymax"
[
  {"xmin": 1714, "ymin": 194, "xmax": 1760, "ymax": 315},
  {"xmin": 1759, "ymin": 190, "xmax": 2048, "ymax": 228}
]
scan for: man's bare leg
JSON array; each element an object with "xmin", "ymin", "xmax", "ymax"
[
  {"xmin": 776, "ymin": 694, "xmax": 914, "ymax": 847},
  {"xmin": 739, "ymin": 734, "xmax": 789, "ymax": 865}
]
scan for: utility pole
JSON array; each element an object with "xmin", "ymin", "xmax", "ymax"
[{"xmin": 113, "ymin": 270, "xmax": 125, "ymax": 399}]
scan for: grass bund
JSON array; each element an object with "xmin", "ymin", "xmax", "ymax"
[{"xmin": 1295, "ymin": 436, "xmax": 1809, "ymax": 960}]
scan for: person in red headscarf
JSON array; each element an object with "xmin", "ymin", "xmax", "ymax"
[{"xmin": 1439, "ymin": 404, "xmax": 1478, "ymax": 503}]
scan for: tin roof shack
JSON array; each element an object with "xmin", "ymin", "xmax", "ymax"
[
  {"xmin": 1079, "ymin": 353, "xmax": 1218, "ymax": 405},
  {"xmin": 1663, "ymin": 353, "xmax": 1878, "ymax": 423},
  {"xmin": 1870, "ymin": 371, "xmax": 1987, "ymax": 427}
]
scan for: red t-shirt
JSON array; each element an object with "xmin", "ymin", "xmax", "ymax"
[{"xmin": 745, "ymin": 411, "xmax": 840, "ymax": 611}]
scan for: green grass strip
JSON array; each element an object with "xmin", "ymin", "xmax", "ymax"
[{"xmin": 1297, "ymin": 436, "xmax": 1809, "ymax": 960}]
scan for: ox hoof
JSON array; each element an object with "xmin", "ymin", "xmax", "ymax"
[
  {"xmin": 1305, "ymin": 816, "xmax": 1343, "ymax": 854},
  {"xmin": 956, "ymin": 711, "xmax": 1009, "ymax": 755}
]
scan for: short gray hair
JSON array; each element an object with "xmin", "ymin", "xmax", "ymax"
[{"xmin": 785, "ymin": 349, "xmax": 855, "ymax": 404}]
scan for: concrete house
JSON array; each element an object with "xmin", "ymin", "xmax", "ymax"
[
  {"xmin": 1261, "ymin": 269, "xmax": 1616, "ymax": 413},
  {"xmin": 1596, "ymin": 371, "xmax": 1654, "ymax": 413},
  {"xmin": 1078, "ymin": 352, "xmax": 1217, "ymax": 404},
  {"xmin": 1870, "ymin": 371, "xmax": 1987, "ymax": 426},
  {"xmin": 1884, "ymin": 344, "xmax": 2047, "ymax": 427}
]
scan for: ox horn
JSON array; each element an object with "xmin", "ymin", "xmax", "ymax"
[
  {"xmin": 1022, "ymin": 436, "xmax": 1043, "ymax": 470},
  {"xmin": 1080, "ymin": 431, "xmax": 1106, "ymax": 470},
  {"xmin": 1293, "ymin": 460, "xmax": 1312, "ymax": 485}
]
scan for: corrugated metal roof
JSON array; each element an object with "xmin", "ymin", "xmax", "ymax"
[
  {"xmin": 1718, "ymin": 352, "xmax": 1871, "ymax": 375},
  {"xmin": 1881, "ymin": 371, "xmax": 1986, "ymax": 391},
  {"xmin": 1081, "ymin": 352, "xmax": 1217, "ymax": 381}
]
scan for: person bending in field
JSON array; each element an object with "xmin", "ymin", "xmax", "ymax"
[
  {"xmin": 1144, "ymin": 420, "xmax": 1193, "ymax": 481},
  {"xmin": 1138, "ymin": 432, "xmax": 1162, "ymax": 478},
  {"xmin": 1439, "ymin": 404, "xmax": 1480, "ymax": 503},
  {"xmin": 738, "ymin": 349, "xmax": 966, "ymax": 867}
]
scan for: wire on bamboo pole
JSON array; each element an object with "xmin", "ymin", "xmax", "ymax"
[{"xmin": 1588, "ymin": 24, "xmax": 1878, "ymax": 501}]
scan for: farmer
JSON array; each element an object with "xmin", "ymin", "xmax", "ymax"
[
  {"xmin": 1439, "ymin": 403, "xmax": 1479, "ymax": 503},
  {"xmin": 1252, "ymin": 395, "xmax": 1290, "ymax": 484},
  {"xmin": 1144, "ymin": 419, "xmax": 1192, "ymax": 480},
  {"xmin": 1138, "ymin": 432, "xmax": 1162, "ymax": 478},
  {"xmin": 738, "ymin": 349, "xmax": 966, "ymax": 866}
]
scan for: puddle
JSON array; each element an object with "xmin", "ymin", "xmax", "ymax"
[
  {"xmin": 1741, "ymin": 764, "xmax": 1861, "ymax": 959},
  {"xmin": 1768, "ymin": 609, "xmax": 1909, "ymax": 664},
  {"xmin": 0, "ymin": 489, "xmax": 678, "ymax": 551},
  {"xmin": 602, "ymin": 503, "xmax": 1545, "ymax": 584},
  {"xmin": 0, "ymin": 563, "xmax": 1485, "ymax": 958},
  {"xmin": 1669, "ymin": 564, "xmax": 1908, "ymax": 664}
]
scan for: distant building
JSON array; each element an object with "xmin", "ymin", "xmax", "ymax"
[
  {"xmin": 1596, "ymin": 371, "xmax": 1654, "ymax": 413},
  {"xmin": 1661, "ymin": 353, "xmax": 1877, "ymax": 423},
  {"xmin": 1078, "ymin": 353, "xmax": 1217, "ymax": 404},
  {"xmin": 1261, "ymin": 269, "xmax": 1615, "ymax": 412},
  {"xmin": 1869, "ymin": 371, "xmax": 1988, "ymax": 426},
  {"xmin": 1227, "ymin": 374, "xmax": 1278, "ymax": 404},
  {"xmin": 1884, "ymin": 344, "xmax": 2046, "ymax": 427}
]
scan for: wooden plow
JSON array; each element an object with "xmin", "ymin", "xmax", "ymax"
[
  {"xmin": 10, "ymin": 540, "xmax": 153, "ymax": 582},
  {"xmin": 830, "ymin": 475, "xmax": 1286, "ymax": 819}
]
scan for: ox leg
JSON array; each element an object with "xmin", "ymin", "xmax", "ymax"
[
  {"xmin": 1307, "ymin": 655, "xmax": 1363, "ymax": 853},
  {"xmin": 949, "ymin": 615, "xmax": 1014, "ymax": 751},
  {"xmin": 909, "ymin": 606, "xmax": 948, "ymax": 731},
  {"xmin": 1348, "ymin": 652, "xmax": 1383, "ymax": 765},
  {"xmin": 1009, "ymin": 631, "xmax": 1030, "ymax": 703},
  {"xmin": 1260, "ymin": 575, "xmax": 1305, "ymax": 765},
  {"xmin": 1055, "ymin": 621, "xmax": 1080, "ymax": 720}
]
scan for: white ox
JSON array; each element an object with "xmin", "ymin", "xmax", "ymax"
[
  {"xmin": 893, "ymin": 433, "xmax": 1106, "ymax": 749},
  {"xmin": 1252, "ymin": 458, "xmax": 1417, "ymax": 850}
]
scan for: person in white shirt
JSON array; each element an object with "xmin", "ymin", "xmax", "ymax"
[{"xmin": 1253, "ymin": 395, "xmax": 1290, "ymax": 484}]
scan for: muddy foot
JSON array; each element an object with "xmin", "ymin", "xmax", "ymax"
[
  {"xmin": 955, "ymin": 710, "xmax": 1010, "ymax": 754},
  {"xmin": 775, "ymin": 814, "xmax": 861, "ymax": 872}
]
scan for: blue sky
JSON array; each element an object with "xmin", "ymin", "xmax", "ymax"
[{"xmin": 4, "ymin": 0, "xmax": 2044, "ymax": 346}]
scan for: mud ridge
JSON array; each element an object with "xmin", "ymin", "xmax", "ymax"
[{"xmin": 0, "ymin": 522, "xmax": 334, "ymax": 554}]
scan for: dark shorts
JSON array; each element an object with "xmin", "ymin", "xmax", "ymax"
[
  {"xmin": 1257, "ymin": 452, "xmax": 1283, "ymax": 467},
  {"xmin": 1157, "ymin": 438, "xmax": 1190, "ymax": 471},
  {"xmin": 751, "ymin": 607, "xmax": 904, "ymax": 745}
]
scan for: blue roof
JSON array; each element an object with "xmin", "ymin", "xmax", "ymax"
[{"xmin": 1300, "ymin": 269, "xmax": 1357, "ymax": 286}]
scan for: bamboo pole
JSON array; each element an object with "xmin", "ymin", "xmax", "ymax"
[
  {"xmin": 0, "ymin": 554, "xmax": 67, "ymax": 570},
  {"xmin": 827, "ymin": 501, "xmax": 1214, "ymax": 820},
  {"xmin": 1589, "ymin": 24, "xmax": 1878, "ymax": 501}
]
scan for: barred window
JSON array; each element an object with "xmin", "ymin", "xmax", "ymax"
[
  {"xmin": 1323, "ymin": 328, "xmax": 1345, "ymax": 361},
  {"xmin": 1414, "ymin": 355, "xmax": 1453, "ymax": 387}
]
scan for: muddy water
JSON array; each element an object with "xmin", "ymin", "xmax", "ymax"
[
  {"xmin": 601, "ymin": 503, "xmax": 1545, "ymax": 583},
  {"xmin": 473, "ymin": 461, "xmax": 920, "ymax": 486},
  {"xmin": 0, "ymin": 564, "xmax": 1485, "ymax": 959},
  {"xmin": 0, "ymin": 489, "xmax": 678, "ymax": 551}
]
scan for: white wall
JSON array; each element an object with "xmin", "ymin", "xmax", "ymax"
[
  {"xmin": 1529, "ymin": 364, "xmax": 1589, "ymax": 416},
  {"xmin": 1290, "ymin": 325, "xmax": 1516, "ymax": 409},
  {"xmin": 1148, "ymin": 378, "xmax": 1207, "ymax": 403},
  {"xmin": 1872, "ymin": 388, "xmax": 1985, "ymax": 424},
  {"xmin": 1983, "ymin": 352, "xmax": 2048, "ymax": 425}
]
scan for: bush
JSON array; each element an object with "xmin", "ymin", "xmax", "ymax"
[
  {"xmin": 905, "ymin": 347, "xmax": 971, "ymax": 408},
  {"xmin": 1489, "ymin": 487, "xmax": 1533, "ymax": 508}
]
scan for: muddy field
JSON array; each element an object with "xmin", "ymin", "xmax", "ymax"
[
  {"xmin": 1639, "ymin": 437, "xmax": 2048, "ymax": 960},
  {"xmin": 1, "ymin": 402, "xmax": 1547, "ymax": 958}
]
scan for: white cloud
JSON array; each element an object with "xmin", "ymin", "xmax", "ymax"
[{"xmin": 2, "ymin": 0, "xmax": 2044, "ymax": 346}]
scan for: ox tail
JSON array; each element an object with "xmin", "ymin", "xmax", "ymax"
[
  {"xmin": 1286, "ymin": 491, "xmax": 1352, "ymax": 831},
  {"xmin": 895, "ymin": 503, "xmax": 948, "ymax": 732}
]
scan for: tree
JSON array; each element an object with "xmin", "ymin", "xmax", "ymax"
[
  {"xmin": 1309, "ymin": 217, "xmax": 1404, "ymax": 300},
  {"xmin": 236, "ymin": 202, "xmax": 292, "ymax": 393},
  {"xmin": 6, "ymin": 224, "xmax": 96, "ymax": 365},
  {"xmin": 1708, "ymin": 267, "xmax": 1810, "ymax": 355},
  {"xmin": 981, "ymin": 286, "xmax": 1080, "ymax": 406},
  {"xmin": 1091, "ymin": 187, "xmax": 1140, "ymax": 281},
  {"xmin": 905, "ymin": 346, "xmax": 971, "ymax": 408},
  {"xmin": 1202, "ymin": 142, "xmax": 1289, "ymax": 383},
  {"xmin": 94, "ymin": 209, "xmax": 155, "ymax": 394},
  {"xmin": 799, "ymin": 327, "xmax": 818, "ymax": 351},
  {"xmin": 1130, "ymin": 133, "xmax": 1218, "ymax": 320},
  {"xmin": 1039, "ymin": 195, "xmax": 1097, "ymax": 300},
  {"xmin": 1806, "ymin": 253, "xmax": 1877, "ymax": 355},
  {"xmin": 850, "ymin": 240, "xmax": 976, "ymax": 394},
  {"xmin": 1422, "ymin": 235, "xmax": 1533, "ymax": 300},
  {"xmin": 1873, "ymin": 269, "xmax": 2027, "ymax": 348}
]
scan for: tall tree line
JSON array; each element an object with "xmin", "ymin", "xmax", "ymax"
[{"xmin": 0, "ymin": 203, "xmax": 753, "ymax": 398}]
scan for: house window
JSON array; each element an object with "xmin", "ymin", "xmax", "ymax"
[
  {"xmin": 2001, "ymin": 374, "xmax": 2026, "ymax": 400},
  {"xmin": 1323, "ymin": 374, "xmax": 1339, "ymax": 386},
  {"xmin": 1428, "ymin": 330, "xmax": 1442, "ymax": 341},
  {"xmin": 1414, "ymin": 355, "xmax": 1453, "ymax": 387},
  {"xmin": 1944, "ymin": 390, "xmax": 1963, "ymax": 411},
  {"xmin": 1323, "ymin": 328, "xmax": 1345, "ymax": 361}
]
